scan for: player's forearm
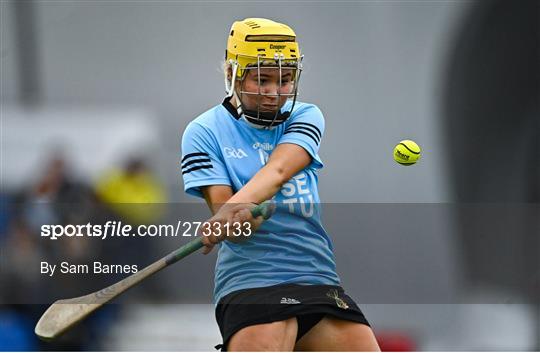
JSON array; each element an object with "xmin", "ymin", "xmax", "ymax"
[
  {"xmin": 201, "ymin": 185, "xmax": 234, "ymax": 215},
  {"xmin": 227, "ymin": 165, "xmax": 288, "ymax": 204},
  {"xmin": 228, "ymin": 144, "xmax": 311, "ymax": 204}
]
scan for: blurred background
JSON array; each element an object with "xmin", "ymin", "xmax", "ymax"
[{"xmin": 1, "ymin": 0, "xmax": 538, "ymax": 351}]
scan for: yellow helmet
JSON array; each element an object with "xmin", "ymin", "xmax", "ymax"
[
  {"xmin": 226, "ymin": 18, "xmax": 301, "ymax": 78},
  {"xmin": 224, "ymin": 18, "xmax": 303, "ymax": 128}
]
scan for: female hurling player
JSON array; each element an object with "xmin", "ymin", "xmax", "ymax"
[{"xmin": 181, "ymin": 18, "xmax": 380, "ymax": 352}]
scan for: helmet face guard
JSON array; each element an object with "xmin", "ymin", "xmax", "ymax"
[{"xmin": 225, "ymin": 54, "xmax": 303, "ymax": 128}]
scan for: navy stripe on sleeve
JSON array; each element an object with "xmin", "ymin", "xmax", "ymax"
[
  {"xmin": 182, "ymin": 164, "xmax": 213, "ymax": 175},
  {"xmin": 181, "ymin": 152, "xmax": 209, "ymax": 163},
  {"xmin": 181, "ymin": 157, "xmax": 211, "ymax": 169},
  {"xmin": 181, "ymin": 152, "xmax": 213, "ymax": 175},
  {"xmin": 283, "ymin": 129, "xmax": 319, "ymax": 145},
  {"xmin": 286, "ymin": 122, "xmax": 322, "ymax": 140}
]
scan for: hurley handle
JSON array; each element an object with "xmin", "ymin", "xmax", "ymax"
[
  {"xmin": 251, "ymin": 200, "xmax": 276, "ymax": 220},
  {"xmin": 164, "ymin": 200, "xmax": 276, "ymax": 264}
]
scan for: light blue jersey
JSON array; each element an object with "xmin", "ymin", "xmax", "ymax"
[{"xmin": 181, "ymin": 98, "xmax": 341, "ymax": 303}]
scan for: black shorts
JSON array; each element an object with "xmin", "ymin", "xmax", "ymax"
[{"xmin": 214, "ymin": 283, "xmax": 370, "ymax": 351}]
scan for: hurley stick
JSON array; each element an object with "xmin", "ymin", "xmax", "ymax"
[{"xmin": 35, "ymin": 201, "xmax": 276, "ymax": 340}]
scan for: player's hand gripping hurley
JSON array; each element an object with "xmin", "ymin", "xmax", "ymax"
[{"xmin": 34, "ymin": 201, "xmax": 276, "ymax": 340}]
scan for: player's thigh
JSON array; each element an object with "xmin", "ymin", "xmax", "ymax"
[
  {"xmin": 227, "ymin": 317, "xmax": 298, "ymax": 351},
  {"xmin": 294, "ymin": 316, "xmax": 380, "ymax": 351}
]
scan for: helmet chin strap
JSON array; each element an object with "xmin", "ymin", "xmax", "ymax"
[
  {"xmin": 231, "ymin": 91, "xmax": 245, "ymax": 120},
  {"xmin": 235, "ymin": 91, "xmax": 290, "ymax": 129},
  {"xmin": 242, "ymin": 107, "xmax": 290, "ymax": 128}
]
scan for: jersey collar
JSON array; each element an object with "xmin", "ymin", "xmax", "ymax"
[{"xmin": 222, "ymin": 96, "xmax": 241, "ymax": 120}]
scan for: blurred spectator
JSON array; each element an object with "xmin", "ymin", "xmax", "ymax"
[
  {"xmin": 0, "ymin": 194, "xmax": 12, "ymax": 241},
  {"xmin": 95, "ymin": 157, "xmax": 167, "ymax": 224},
  {"xmin": 1, "ymin": 218, "xmax": 48, "ymax": 308},
  {"xmin": 93, "ymin": 157, "xmax": 168, "ymax": 299},
  {"xmin": 0, "ymin": 154, "xmax": 116, "ymax": 350},
  {"xmin": 23, "ymin": 155, "xmax": 97, "ymax": 233}
]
